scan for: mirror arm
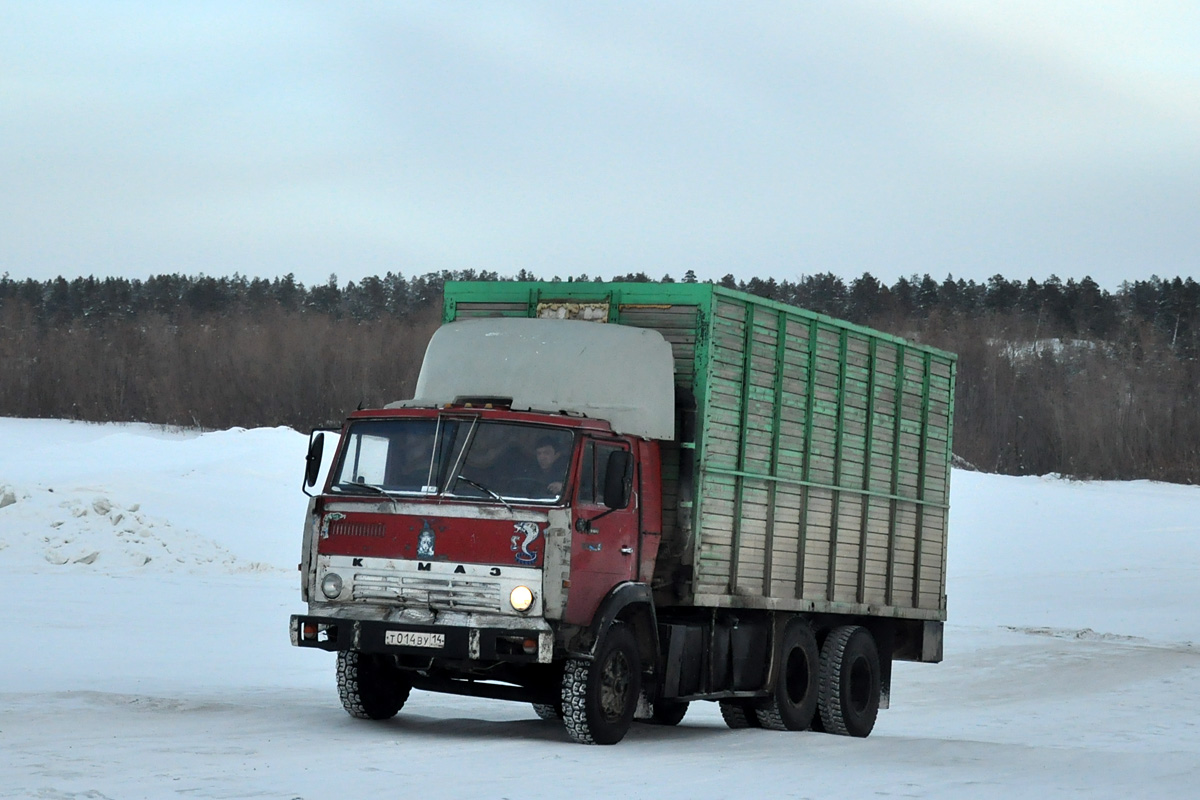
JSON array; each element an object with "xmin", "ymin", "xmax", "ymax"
[{"xmin": 575, "ymin": 506, "xmax": 619, "ymax": 532}]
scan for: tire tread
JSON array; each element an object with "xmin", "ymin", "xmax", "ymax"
[
  {"xmin": 336, "ymin": 650, "xmax": 410, "ymax": 721},
  {"xmin": 562, "ymin": 658, "xmax": 597, "ymax": 744},
  {"xmin": 817, "ymin": 625, "xmax": 880, "ymax": 738},
  {"xmin": 561, "ymin": 623, "xmax": 641, "ymax": 745},
  {"xmin": 532, "ymin": 702, "xmax": 564, "ymax": 721},
  {"xmin": 719, "ymin": 700, "xmax": 761, "ymax": 729}
]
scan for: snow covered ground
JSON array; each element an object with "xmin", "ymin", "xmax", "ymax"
[{"xmin": 2, "ymin": 418, "xmax": 1198, "ymax": 799}]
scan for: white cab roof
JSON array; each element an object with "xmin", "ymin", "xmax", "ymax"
[{"xmin": 392, "ymin": 317, "xmax": 676, "ymax": 440}]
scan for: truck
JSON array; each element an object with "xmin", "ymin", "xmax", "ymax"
[{"xmin": 291, "ymin": 281, "xmax": 955, "ymax": 744}]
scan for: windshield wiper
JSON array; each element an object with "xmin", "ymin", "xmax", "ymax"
[
  {"xmin": 452, "ymin": 475, "xmax": 514, "ymax": 514},
  {"xmin": 331, "ymin": 482, "xmax": 388, "ymax": 496}
]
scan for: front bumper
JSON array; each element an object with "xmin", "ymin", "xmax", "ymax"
[{"xmin": 290, "ymin": 614, "xmax": 555, "ymax": 664}]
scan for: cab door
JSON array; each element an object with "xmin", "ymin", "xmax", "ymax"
[{"xmin": 564, "ymin": 437, "xmax": 638, "ymax": 626}]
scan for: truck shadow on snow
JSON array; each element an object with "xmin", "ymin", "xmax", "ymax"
[{"xmin": 338, "ymin": 714, "xmax": 733, "ymax": 745}]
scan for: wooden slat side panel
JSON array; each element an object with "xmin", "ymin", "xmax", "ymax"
[
  {"xmin": 798, "ymin": 488, "xmax": 833, "ymax": 600},
  {"xmin": 617, "ymin": 306, "xmax": 701, "ymax": 389},
  {"xmin": 686, "ymin": 289, "xmax": 953, "ymax": 618},
  {"xmin": 768, "ymin": 489, "xmax": 802, "ymax": 598},
  {"xmin": 733, "ymin": 478, "xmax": 773, "ymax": 596}
]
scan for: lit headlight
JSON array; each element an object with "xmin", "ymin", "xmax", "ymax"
[
  {"xmin": 509, "ymin": 585, "xmax": 534, "ymax": 612},
  {"xmin": 321, "ymin": 573, "xmax": 344, "ymax": 599}
]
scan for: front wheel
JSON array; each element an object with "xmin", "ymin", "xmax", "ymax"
[
  {"xmin": 562, "ymin": 623, "xmax": 642, "ymax": 744},
  {"xmin": 336, "ymin": 651, "xmax": 411, "ymax": 720}
]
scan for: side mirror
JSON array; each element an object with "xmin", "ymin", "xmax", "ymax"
[
  {"xmin": 304, "ymin": 433, "xmax": 325, "ymax": 491},
  {"xmin": 602, "ymin": 450, "xmax": 632, "ymax": 510}
]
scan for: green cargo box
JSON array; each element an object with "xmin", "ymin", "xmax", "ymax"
[{"xmin": 443, "ymin": 281, "xmax": 956, "ymax": 622}]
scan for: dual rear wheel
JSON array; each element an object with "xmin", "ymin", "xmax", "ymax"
[
  {"xmin": 817, "ymin": 624, "xmax": 882, "ymax": 737},
  {"xmin": 755, "ymin": 618, "xmax": 820, "ymax": 731},
  {"xmin": 717, "ymin": 621, "xmax": 881, "ymax": 737}
]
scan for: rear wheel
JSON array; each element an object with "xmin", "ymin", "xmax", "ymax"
[
  {"xmin": 719, "ymin": 700, "xmax": 762, "ymax": 729},
  {"xmin": 756, "ymin": 618, "xmax": 819, "ymax": 731},
  {"xmin": 336, "ymin": 651, "xmax": 411, "ymax": 720},
  {"xmin": 648, "ymin": 699, "xmax": 690, "ymax": 726},
  {"xmin": 562, "ymin": 623, "xmax": 641, "ymax": 745},
  {"xmin": 817, "ymin": 625, "xmax": 881, "ymax": 737}
]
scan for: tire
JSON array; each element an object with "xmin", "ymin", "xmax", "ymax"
[
  {"xmin": 336, "ymin": 650, "xmax": 411, "ymax": 721},
  {"xmin": 562, "ymin": 623, "xmax": 641, "ymax": 745},
  {"xmin": 719, "ymin": 700, "xmax": 762, "ymax": 729},
  {"xmin": 532, "ymin": 702, "xmax": 564, "ymax": 721},
  {"xmin": 817, "ymin": 625, "xmax": 881, "ymax": 737},
  {"xmin": 756, "ymin": 618, "xmax": 820, "ymax": 731},
  {"xmin": 647, "ymin": 699, "xmax": 689, "ymax": 726}
]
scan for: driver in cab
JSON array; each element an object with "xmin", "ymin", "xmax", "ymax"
[{"xmin": 529, "ymin": 437, "xmax": 566, "ymax": 497}]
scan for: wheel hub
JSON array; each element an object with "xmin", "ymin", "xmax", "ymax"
[{"xmin": 598, "ymin": 651, "xmax": 632, "ymax": 721}]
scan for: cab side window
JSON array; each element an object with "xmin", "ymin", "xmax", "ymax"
[{"xmin": 577, "ymin": 439, "xmax": 629, "ymax": 506}]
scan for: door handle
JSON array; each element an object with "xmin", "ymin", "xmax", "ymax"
[{"xmin": 620, "ymin": 546, "xmax": 634, "ymax": 555}]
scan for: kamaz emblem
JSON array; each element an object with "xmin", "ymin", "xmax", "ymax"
[
  {"xmin": 511, "ymin": 522, "xmax": 540, "ymax": 564},
  {"xmin": 417, "ymin": 520, "xmax": 436, "ymax": 558}
]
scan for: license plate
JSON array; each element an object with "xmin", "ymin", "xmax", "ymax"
[{"xmin": 384, "ymin": 630, "xmax": 445, "ymax": 649}]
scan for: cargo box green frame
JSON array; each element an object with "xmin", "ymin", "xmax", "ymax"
[{"xmin": 443, "ymin": 282, "xmax": 956, "ymax": 623}]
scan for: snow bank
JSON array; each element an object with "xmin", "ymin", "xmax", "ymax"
[
  {"xmin": 949, "ymin": 470, "xmax": 1200, "ymax": 643},
  {"xmin": 0, "ymin": 418, "xmax": 311, "ymax": 574}
]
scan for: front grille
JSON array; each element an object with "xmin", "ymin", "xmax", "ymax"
[
  {"xmin": 351, "ymin": 572, "xmax": 502, "ymax": 613},
  {"xmin": 329, "ymin": 520, "xmax": 386, "ymax": 538}
]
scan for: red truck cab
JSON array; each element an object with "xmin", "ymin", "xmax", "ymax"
[{"xmin": 300, "ymin": 404, "xmax": 660, "ymax": 631}]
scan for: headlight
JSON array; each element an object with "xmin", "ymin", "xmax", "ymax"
[
  {"xmin": 321, "ymin": 573, "xmax": 343, "ymax": 599},
  {"xmin": 509, "ymin": 585, "xmax": 534, "ymax": 612}
]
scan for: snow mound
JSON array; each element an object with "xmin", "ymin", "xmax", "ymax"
[
  {"xmin": 1004, "ymin": 625, "xmax": 1147, "ymax": 644},
  {"xmin": 0, "ymin": 418, "xmax": 323, "ymax": 575},
  {"xmin": 0, "ymin": 483, "xmax": 275, "ymax": 574}
]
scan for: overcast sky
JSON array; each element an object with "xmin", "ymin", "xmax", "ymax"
[{"xmin": 3, "ymin": 1, "xmax": 1197, "ymax": 289}]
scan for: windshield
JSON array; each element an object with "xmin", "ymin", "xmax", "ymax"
[{"xmin": 329, "ymin": 417, "xmax": 574, "ymax": 504}]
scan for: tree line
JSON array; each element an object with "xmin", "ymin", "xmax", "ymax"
[{"xmin": 2, "ymin": 269, "xmax": 1199, "ymax": 483}]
